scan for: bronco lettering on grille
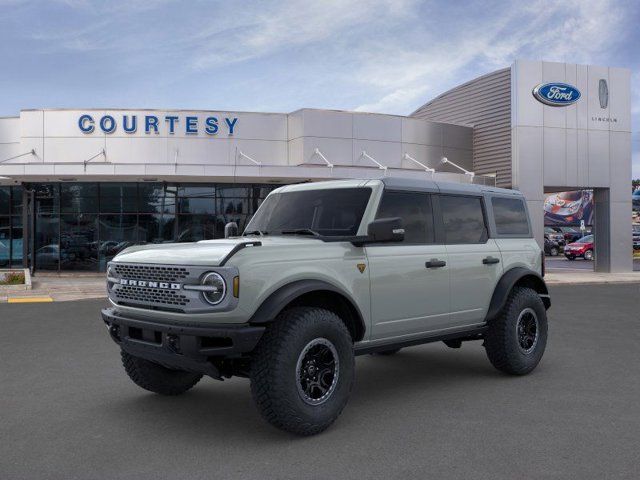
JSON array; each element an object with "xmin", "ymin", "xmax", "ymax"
[{"xmin": 119, "ymin": 279, "xmax": 181, "ymax": 290}]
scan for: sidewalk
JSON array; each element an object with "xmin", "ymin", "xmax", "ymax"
[
  {"xmin": 545, "ymin": 270, "xmax": 640, "ymax": 285},
  {"xmin": 2, "ymin": 269, "xmax": 639, "ymax": 303},
  {"xmin": 0, "ymin": 273, "xmax": 107, "ymax": 303}
]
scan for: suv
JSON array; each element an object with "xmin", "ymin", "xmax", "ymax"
[{"xmin": 102, "ymin": 178, "xmax": 550, "ymax": 435}]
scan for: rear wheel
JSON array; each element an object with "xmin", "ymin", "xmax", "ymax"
[
  {"xmin": 121, "ymin": 351, "xmax": 202, "ymax": 395},
  {"xmin": 250, "ymin": 307, "xmax": 354, "ymax": 436},
  {"xmin": 549, "ymin": 246, "xmax": 559, "ymax": 256},
  {"xmin": 484, "ymin": 287, "xmax": 547, "ymax": 375}
]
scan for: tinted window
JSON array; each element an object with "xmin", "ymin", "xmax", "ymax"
[
  {"xmin": 492, "ymin": 197, "xmax": 530, "ymax": 235},
  {"xmin": 246, "ymin": 188, "xmax": 371, "ymax": 236},
  {"xmin": 375, "ymin": 191, "xmax": 434, "ymax": 244},
  {"xmin": 440, "ymin": 195, "xmax": 487, "ymax": 244}
]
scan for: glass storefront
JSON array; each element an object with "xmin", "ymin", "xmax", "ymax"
[
  {"xmin": 1, "ymin": 182, "xmax": 275, "ymax": 272},
  {"xmin": 0, "ymin": 186, "xmax": 24, "ymax": 268}
]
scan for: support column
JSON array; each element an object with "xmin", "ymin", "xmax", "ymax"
[{"xmin": 593, "ymin": 188, "xmax": 632, "ymax": 272}]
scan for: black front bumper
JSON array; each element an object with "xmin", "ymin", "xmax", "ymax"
[{"xmin": 101, "ymin": 308, "xmax": 265, "ymax": 378}]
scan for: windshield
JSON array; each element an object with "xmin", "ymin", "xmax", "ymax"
[
  {"xmin": 245, "ymin": 187, "xmax": 372, "ymax": 237},
  {"xmin": 576, "ymin": 235, "xmax": 593, "ymax": 243}
]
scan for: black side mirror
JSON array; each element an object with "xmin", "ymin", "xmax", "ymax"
[
  {"xmin": 224, "ymin": 222, "xmax": 239, "ymax": 238},
  {"xmin": 366, "ymin": 217, "xmax": 404, "ymax": 243}
]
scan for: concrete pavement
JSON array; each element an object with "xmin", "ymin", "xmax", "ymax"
[{"xmin": 1, "ymin": 284, "xmax": 639, "ymax": 479}]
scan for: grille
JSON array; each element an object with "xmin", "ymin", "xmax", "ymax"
[
  {"xmin": 113, "ymin": 264, "xmax": 190, "ymax": 282},
  {"xmin": 114, "ymin": 285, "xmax": 190, "ymax": 307}
]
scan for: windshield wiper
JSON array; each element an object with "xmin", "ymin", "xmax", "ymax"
[
  {"xmin": 244, "ymin": 230, "xmax": 267, "ymax": 236},
  {"xmin": 280, "ymin": 228, "xmax": 321, "ymax": 237}
]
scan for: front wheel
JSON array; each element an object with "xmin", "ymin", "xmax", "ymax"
[
  {"xmin": 583, "ymin": 249, "xmax": 594, "ymax": 261},
  {"xmin": 250, "ymin": 307, "xmax": 354, "ymax": 436},
  {"xmin": 121, "ymin": 351, "xmax": 202, "ymax": 395},
  {"xmin": 484, "ymin": 287, "xmax": 548, "ymax": 375},
  {"xmin": 549, "ymin": 247, "xmax": 559, "ymax": 256}
]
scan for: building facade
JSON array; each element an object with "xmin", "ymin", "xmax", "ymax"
[{"xmin": 0, "ymin": 60, "xmax": 632, "ymax": 272}]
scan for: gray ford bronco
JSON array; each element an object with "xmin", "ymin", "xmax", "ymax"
[{"xmin": 102, "ymin": 177, "xmax": 550, "ymax": 435}]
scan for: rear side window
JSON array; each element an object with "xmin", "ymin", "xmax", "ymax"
[
  {"xmin": 440, "ymin": 195, "xmax": 487, "ymax": 244},
  {"xmin": 375, "ymin": 191, "xmax": 434, "ymax": 244},
  {"xmin": 492, "ymin": 197, "xmax": 530, "ymax": 235}
]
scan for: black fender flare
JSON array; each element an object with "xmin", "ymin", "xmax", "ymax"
[
  {"xmin": 249, "ymin": 279, "xmax": 367, "ymax": 341},
  {"xmin": 485, "ymin": 267, "xmax": 551, "ymax": 322}
]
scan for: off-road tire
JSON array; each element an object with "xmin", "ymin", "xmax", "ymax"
[
  {"xmin": 250, "ymin": 307, "xmax": 355, "ymax": 436},
  {"xmin": 121, "ymin": 351, "xmax": 202, "ymax": 395},
  {"xmin": 374, "ymin": 348, "xmax": 402, "ymax": 356},
  {"xmin": 484, "ymin": 287, "xmax": 547, "ymax": 375}
]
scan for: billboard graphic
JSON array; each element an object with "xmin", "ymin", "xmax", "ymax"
[{"xmin": 544, "ymin": 190, "xmax": 593, "ymax": 226}]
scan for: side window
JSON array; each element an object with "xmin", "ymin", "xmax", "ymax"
[
  {"xmin": 440, "ymin": 195, "xmax": 487, "ymax": 244},
  {"xmin": 375, "ymin": 191, "xmax": 434, "ymax": 244},
  {"xmin": 492, "ymin": 197, "xmax": 530, "ymax": 236}
]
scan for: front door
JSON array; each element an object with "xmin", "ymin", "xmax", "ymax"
[{"xmin": 366, "ymin": 190, "xmax": 451, "ymax": 341}]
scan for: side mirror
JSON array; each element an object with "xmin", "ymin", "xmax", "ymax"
[
  {"xmin": 366, "ymin": 217, "xmax": 404, "ymax": 243},
  {"xmin": 224, "ymin": 222, "xmax": 239, "ymax": 238}
]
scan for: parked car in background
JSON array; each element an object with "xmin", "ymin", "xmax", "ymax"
[
  {"xmin": 632, "ymin": 190, "xmax": 640, "ymax": 212},
  {"xmin": 544, "ymin": 227, "xmax": 565, "ymax": 245},
  {"xmin": 544, "ymin": 237, "xmax": 560, "ymax": 256},
  {"xmin": 633, "ymin": 225, "xmax": 640, "ymax": 250},
  {"xmin": 564, "ymin": 235, "xmax": 594, "ymax": 261}
]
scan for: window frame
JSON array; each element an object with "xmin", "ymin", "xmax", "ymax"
[
  {"xmin": 373, "ymin": 189, "xmax": 438, "ymax": 245},
  {"xmin": 436, "ymin": 193, "xmax": 489, "ymax": 245}
]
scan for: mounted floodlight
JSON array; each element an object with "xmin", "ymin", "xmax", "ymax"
[
  {"xmin": 236, "ymin": 147, "xmax": 261, "ymax": 166},
  {"xmin": 0, "ymin": 149, "xmax": 36, "ymax": 164},
  {"xmin": 403, "ymin": 153, "xmax": 435, "ymax": 174},
  {"xmin": 84, "ymin": 148, "xmax": 108, "ymax": 171},
  {"xmin": 313, "ymin": 148, "xmax": 334, "ymax": 168},
  {"xmin": 360, "ymin": 150, "xmax": 387, "ymax": 171},
  {"xmin": 439, "ymin": 157, "xmax": 474, "ymax": 178}
]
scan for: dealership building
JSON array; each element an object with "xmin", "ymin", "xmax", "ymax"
[{"xmin": 0, "ymin": 60, "xmax": 632, "ymax": 272}]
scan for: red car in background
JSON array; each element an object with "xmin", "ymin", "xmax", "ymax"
[{"xmin": 564, "ymin": 234, "xmax": 594, "ymax": 261}]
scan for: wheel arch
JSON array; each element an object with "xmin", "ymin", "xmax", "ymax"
[
  {"xmin": 249, "ymin": 280, "xmax": 366, "ymax": 342},
  {"xmin": 485, "ymin": 267, "xmax": 551, "ymax": 322}
]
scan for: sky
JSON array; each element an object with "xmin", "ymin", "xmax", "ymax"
[{"xmin": 1, "ymin": 0, "xmax": 638, "ymax": 177}]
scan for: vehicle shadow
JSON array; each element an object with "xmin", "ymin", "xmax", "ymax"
[{"xmin": 103, "ymin": 344, "xmax": 507, "ymax": 442}]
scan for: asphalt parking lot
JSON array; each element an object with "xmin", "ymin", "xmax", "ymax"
[
  {"xmin": 2, "ymin": 284, "xmax": 640, "ymax": 480},
  {"xmin": 545, "ymin": 256, "xmax": 640, "ymax": 271}
]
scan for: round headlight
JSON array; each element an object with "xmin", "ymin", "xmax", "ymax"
[{"xmin": 201, "ymin": 272, "xmax": 226, "ymax": 305}]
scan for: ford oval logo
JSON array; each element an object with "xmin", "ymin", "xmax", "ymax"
[{"xmin": 532, "ymin": 82, "xmax": 581, "ymax": 106}]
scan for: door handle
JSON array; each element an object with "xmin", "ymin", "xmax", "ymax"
[
  {"xmin": 482, "ymin": 256, "xmax": 500, "ymax": 265},
  {"xmin": 425, "ymin": 259, "xmax": 446, "ymax": 268}
]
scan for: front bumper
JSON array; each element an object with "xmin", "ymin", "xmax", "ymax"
[{"xmin": 101, "ymin": 308, "xmax": 265, "ymax": 378}]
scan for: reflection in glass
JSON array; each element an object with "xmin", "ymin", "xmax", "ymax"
[
  {"xmin": 61, "ymin": 214, "xmax": 98, "ymax": 270},
  {"xmin": 35, "ymin": 214, "xmax": 60, "ymax": 270},
  {"xmin": 11, "ymin": 216, "xmax": 23, "ymax": 266},
  {"xmin": 0, "ymin": 217, "xmax": 9, "ymax": 266},
  {"xmin": 176, "ymin": 215, "xmax": 216, "ymax": 242},
  {"xmin": 99, "ymin": 215, "xmax": 138, "ymax": 266}
]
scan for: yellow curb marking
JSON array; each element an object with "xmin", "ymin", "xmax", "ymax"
[{"xmin": 7, "ymin": 296, "xmax": 54, "ymax": 303}]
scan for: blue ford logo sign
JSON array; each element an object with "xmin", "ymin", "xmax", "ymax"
[{"xmin": 532, "ymin": 82, "xmax": 581, "ymax": 106}]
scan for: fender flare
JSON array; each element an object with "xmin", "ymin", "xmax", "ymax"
[
  {"xmin": 485, "ymin": 267, "xmax": 550, "ymax": 322},
  {"xmin": 248, "ymin": 279, "xmax": 367, "ymax": 340}
]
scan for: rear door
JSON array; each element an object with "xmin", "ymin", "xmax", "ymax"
[
  {"xmin": 438, "ymin": 194, "xmax": 502, "ymax": 327},
  {"xmin": 366, "ymin": 190, "xmax": 450, "ymax": 340}
]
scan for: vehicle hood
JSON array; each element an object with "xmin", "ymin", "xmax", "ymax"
[
  {"xmin": 112, "ymin": 236, "xmax": 324, "ymax": 266},
  {"xmin": 567, "ymin": 242, "xmax": 592, "ymax": 248}
]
